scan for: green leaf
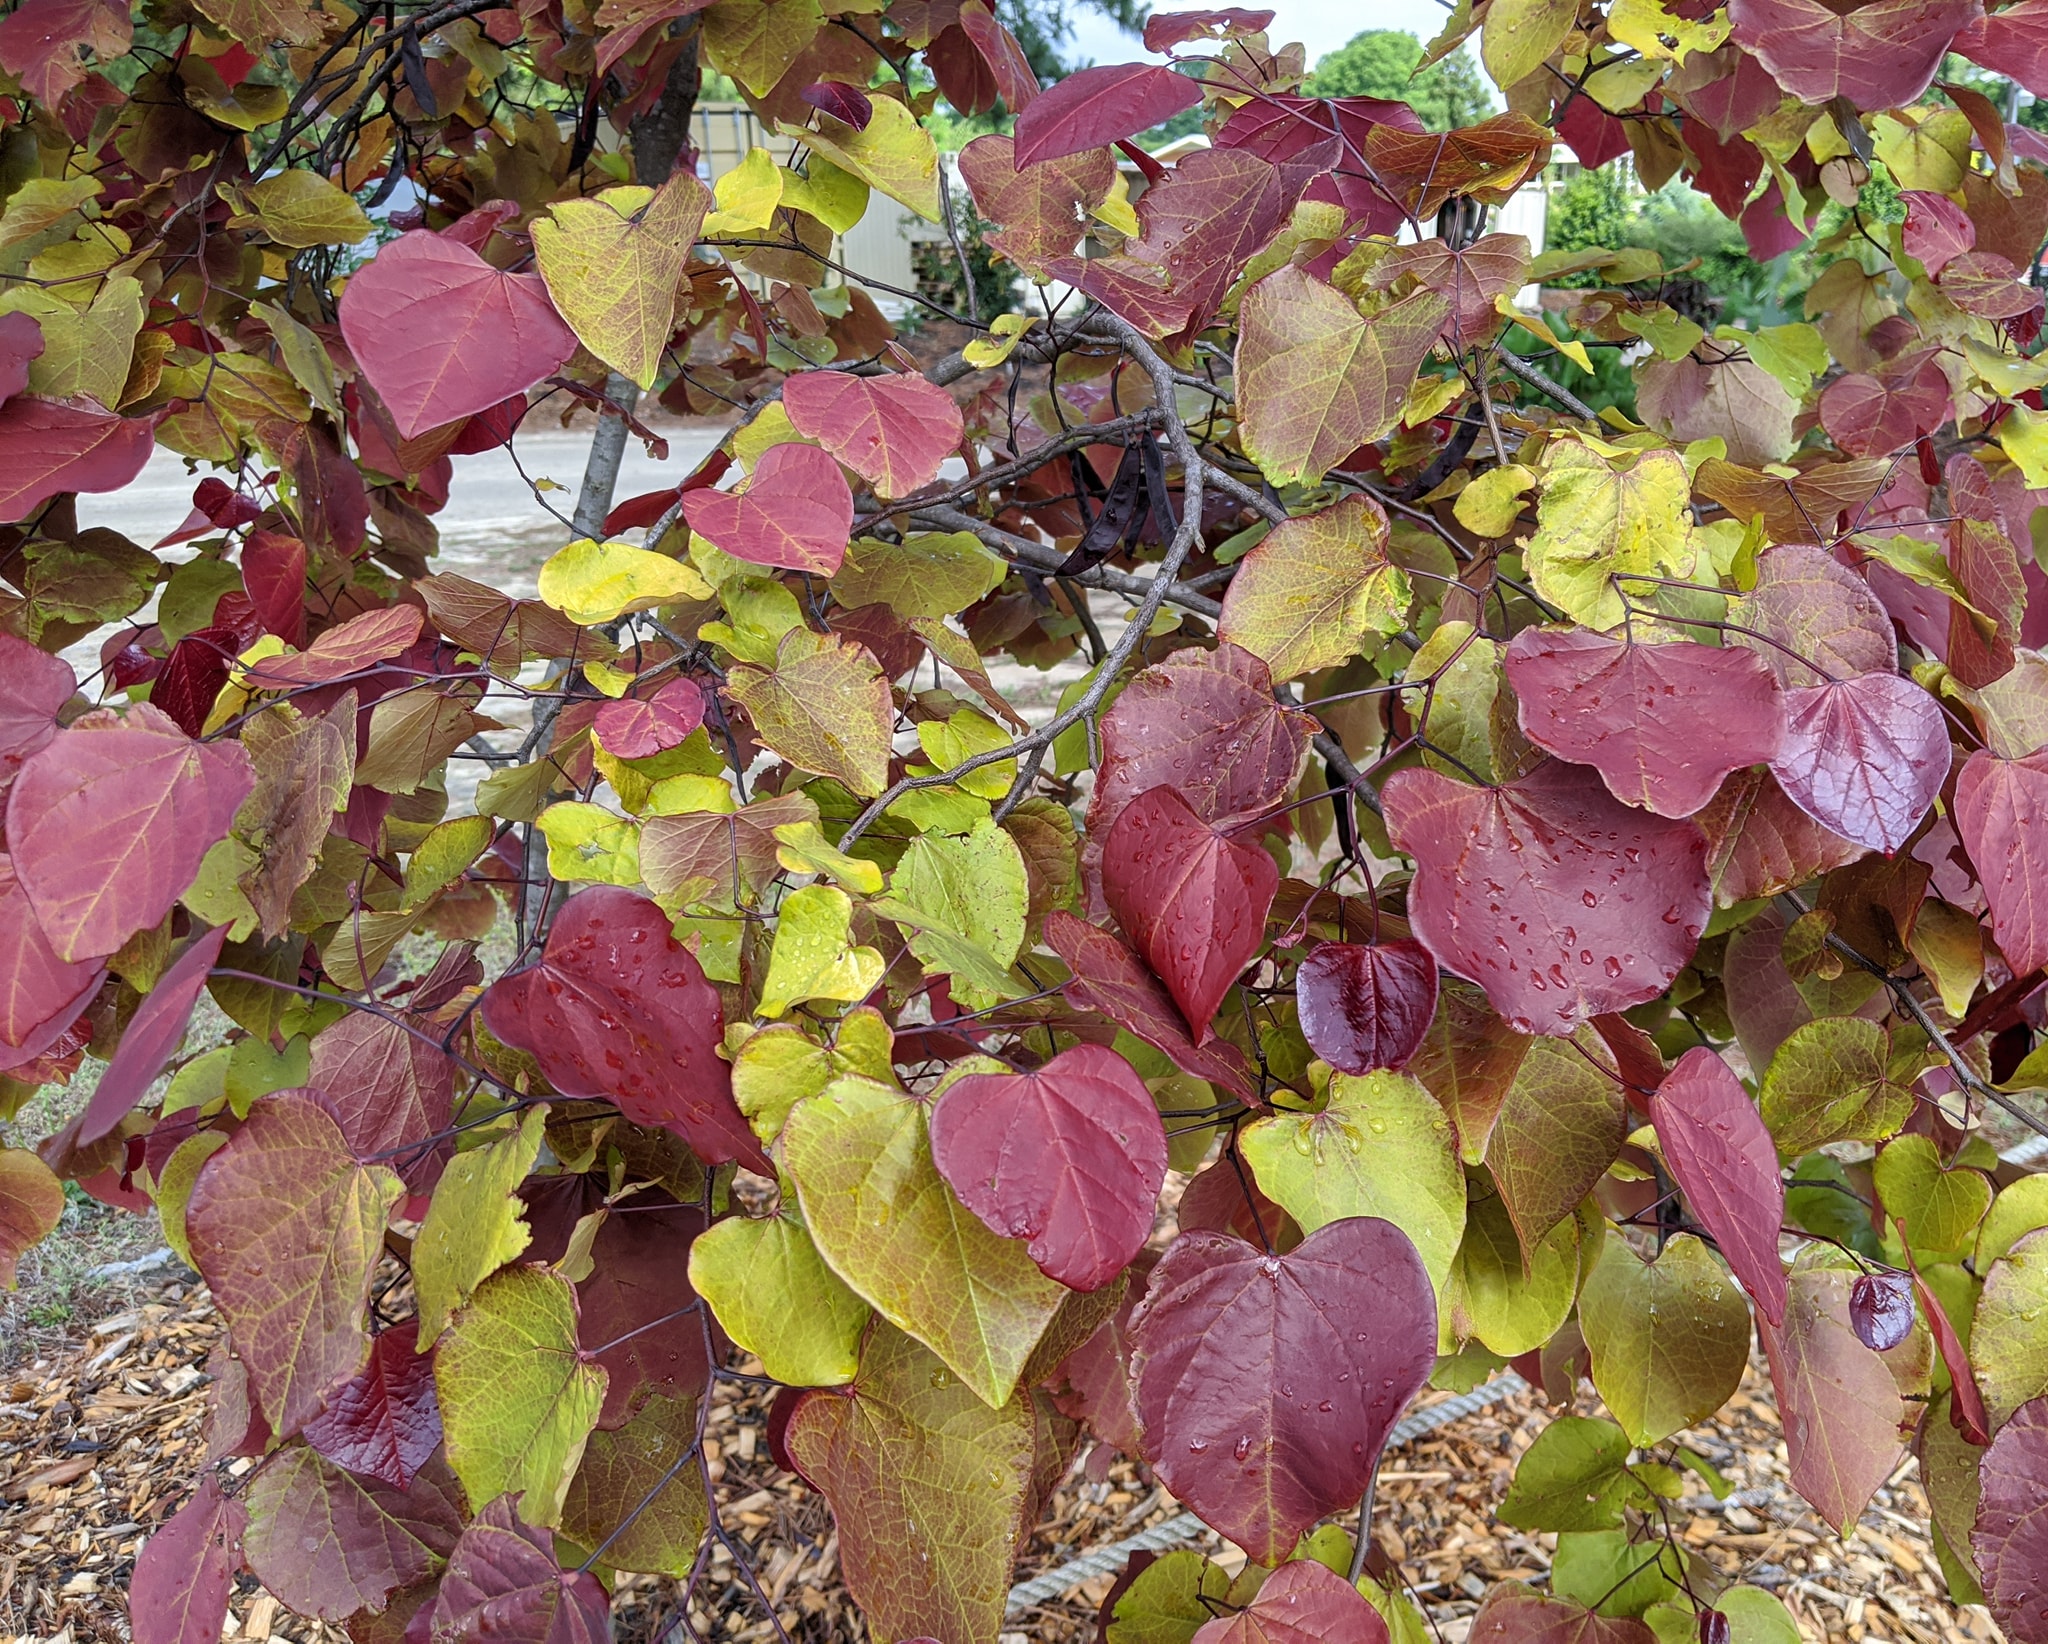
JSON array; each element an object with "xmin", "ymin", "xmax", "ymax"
[
  {"xmin": 1972, "ymin": 1225, "xmax": 2048, "ymax": 1419},
  {"xmin": 1498, "ymin": 1414, "xmax": 1639, "ymax": 1532},
  {"xmin": 1871, "ymin": 1135, "xmax": 1992, "ymax": 1260},
  {"xmin": 559, "ymin": 1392, "xmax": 709, "ymax": 1578},
  {"xmin": 1481, "ymin": 0, "xmax": 1578, "ymax": 89},
  {"xmin": 1978, "ymin": 1174, "xmax": 2048, "ymax": 1269},
  {"xmin": 773, "ymin": 818, "xmax": 885, "ymax": 894},
  {"xmin": 757, "ymin": 883, "xmax": 887, "ymax": 1018},
  {"xmin": 535, "ymin": 802, "xmax": 642, "ymax": 886},
  {"xmin": 1405, "ymin": 622, "xmax": 1507, "ymax": 784},
  {"xmin": 1454, "ymin": 464, "xmax": 1536, "ymax": 538},
  {"xmin": 1442, "ymin": 1188, "xmax": 1581, "ymax": 1356},
  {"xmin": 831, "ymin": 532, "xmax": 1005, "ymax": 620},
  {"xmin": 153, "ymin": 1131, "xmax": 230, "ymax": 1271},
  {"xmin": 782, "ymin": 1076, "xmax": 1065, "ymax": 1408},
  {"xmin": 1525, "ymin": 440, "xmax": 1695, "ymax": 628},
  {"xmin": 537, "ymin": 538, "xmax": 711, "ymax": 626},
  {"xmin": 436, "ymin": 1265, "xmax": 607, "ymax": 1529},
  {"xmin": 412, "ymin": 1108, "xmax": 544, "ymax": 1349},
  {"xmin": 703, "ymin": 0, "xmax": 823, "ymax": 95},
  {"xmin": 1578, "ymin": 1230, "xmax": 1750, "ymax": 1445},
  {"xmin": 1102, "ymin": 1547, "xmax": 1233, "ymax": 1644},
  {"xmin": 688, "ymin": 1205, "xmax": 871, "ymax": 1385},
  {"xmin": 237, "ymin": 171, "xmax": 372, "ymax": 247},
  {"xmin": 726, "ymin": 631, "xmax": 895, "ymax": 797},
  {"xmin": 1215, "ymin": 494, "xmax": 1411, "ymax": 681},
  {"xmin": 1759, "ymin": 1016, "xmax": 1913, "ymax": 1155},
  {"xmin": 780, "ymin": 156, "xmax": 869, "ymax": 234},
  {"xmin": 1240, "ymin": 1069, "xmax": 1466, "ymax": 1291},
  {"xmin": 402, "ymin": 814, "xmax": 495, "ymax": 911},
  {"xmin": 1550, "ymin": 1528, "xmax": 1684, "ymax": 1618},
  {"xmin": 883, "ymin": 821, "xmax": 1029, "ymax": 1008}
]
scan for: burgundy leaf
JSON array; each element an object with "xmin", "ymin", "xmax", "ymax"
[
  {"xmin": 242, "ymin": 530, "xmax": 309, "ymax": 647},
  {"xmin": 241, "ymin": 606, "xmax": 427, "ymax": 690},
  {"xmin": 0, "ymin": 854, "xmax": 101, "ymax": 1067},
  {"xmin": 1503, "ymin": 628, "xmax": 1787, "ymax": 818},
  {"xmin": 77, "ymin": 924, "xmax": 229, "ymax": 1146},
  {"xmin": 1954, "ymin": 749, "xmax": 2048, "ymax": 974},
  {"xmin": 1910, "ymin": 1271, "xmax": 1991, "ymax": 1445},
  {"xmin": 593, "ymin": 677, "xmax": 706, "ymax": 759},
  {"xmin": 1818, "ymin": 356, "xmax": 1953, "ymax": 458},
  {"xmin": 1381, "ymin": 761, "xmax": 1712, "ymax": 1037},
  {"xmin": 1694, "ymin": 767, "xmax": 1867, "ymax": 905},
  {"xmin": 339, "ymin": 231, "xmax": 577, "ymax": 440},
  {"xmin": 1769, "ymin": 672, "xmax": 1951, "ymax": 854},
  {"xmin": 129, "ymin": 1475, "xmax": 247, "ymax": 1644},
  {"xmin": 0, "ymin": 395, "xmax": 156, "ymax": 522},
  {"xmin": 0, "ymin": 631, "xmax": 72, "ymax": 792},
  {"xmin": 1940, "ymin": 250, "xmax": 2043, "ymax": 321},
  {"xmin": 958, "ymin": 0, "xmax": 1038, "ymax": 110},
  {"xmin": 152, "ymin": 624, "xmax": 240, "ymax": 739},
  {"xmin": 1012, "ymin": 62, "xmax": 1203, "ymax": 167},
  {"xmin": 573, "ymin": 1196, "xmax": 713, "ymax": 1428},
  {"xmin": 1128, "ymin": 1217, "xmax": 1437, "ymax": 1563},
  {"xmin": 480, "ymin": 887, "xmax": 767, "ymax": 1171},
  {"xmin": 1191, "ymin": 1557, "xmax": 1390, "ymax": 1644},
  {"xmin": 6, "ymin": 704, "xmax": 254, "ymax": 963},
  {"xmin": 781, "ymin": 370, "xmax": 964, "ymax": 499},
  {"xmin": 1468, "ymin": 1584, "xmax": 1660, "ymax": 1644},
  {"xmin": 679, "ymin": 440, "xmax": 854, "ymax": 575},
  {"xmin": 1143, "ymin": 7, "xmax": 1273, "ymax": 49},
  {"xmin": 1102, "ymin": 784, "xmax": 1279, "ymax": 1044},
  {"xmin": 0, "ymin": 309, "xmax": 43, "ymax": 403},
  {"xmin": 306, "ymin": 1011, "xmax": 457, "ymax": 1193},
  {"xmin": 1727, "ymin": 0, "xmax": 1978, "ymax": 109},
  {"xmin": 1973, "ymin": 1395, "xmax": 2048, "ymax": 1641},
  {"xmin": 1650, "ymin": 1047, "xmax": 1787, "ymax": 1327},
  {"xmin": 1901, "ymin": 190, "xmax": 1975, "ymax": 273},
  {"xmin": 1848, "ymin": 1270, "xmax": 1913, "ymax": 1352},
  {"xmin": 301, "ymin": 1321, "xmax": 443, "ymax": 1488},
  {"xmin": 242, "ymin": 1449, "xmax": 463, "ymax": 1621},
  {"xmin": 1047, "ymin": 1252, "xmax": 1152, "ymax": 1454},
  {"xmin": 1044, "ymin": 911, "xmax": 1260, "ymax": 1104},
  {"xmin": 1295, "ymin": 939, "xmax": 1438, "ymax": 1075},
  {"xmin": 427, "ymin": 1495, "xmax": 610, "ymax": 1644},
  {"xmin": 1956, "ymin": 0, "xmax": 2048, "ymax": 96},
  {"xmin": 1730, "ymin": 544, "xmax": 1899, "ymax": 688},
  {"xmin": 1092, "ymin": 643, "xmax": 1313, "ymax": 832},
  {"xmin": 928, "ymin": 1043, "xmax": 1169, "ymax": 1291},
  {"xmin": 1946, "ymin": 514, "xmax": 2027, "ymax": 691},
  {"xmin": 801, "ymin": 79, "xmax": 872, "ymax": 128}
]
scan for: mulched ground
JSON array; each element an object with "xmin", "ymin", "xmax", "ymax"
[{"xmin": 0, "ymin": 1274, "xmax": 2007, "ymax": 1644}]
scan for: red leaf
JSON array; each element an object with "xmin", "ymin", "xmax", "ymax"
[
  {"xmin": 1143, "ymin": 7, "xmax": 1273, "ymax": 49},
  {"xmin": 801, "ymin": 79, "xmax": 872, "ymax": 128},
  {"xmin": 1128, "ymin": 1217, "xmax": 1437, "ymax": 1563},
  {"xmin": 479, "ymin": 886, "xmax": 769, "ymax": 1171},
  {"xmin": 306, "ymin": 1011, "xmax": 456, "ymax": 1193},
  {"xmin": 428, "ymin": 1496, "xmax": 611, "ymax": 1644},
  {"xmin": 1649, "ymin": 1047, "xmax": 1787, "ymax": 1328},
  {"xmin": 1909, "ymin": 1271, "xmax": 1991, "ymax": 1445},
  {"xmin": 0, "ymin": 395, "xmax": 156, "ymax": 523},
  {"xmin": 1955, "ymin": 749, "xmax": 2048, "ymax": 974},
  {"xmin": 679, "ymin": 441, "xmax": 853, "ymax": 575},
  {"xmin": 1469, "ymin": 1584, "xmax": 1659, "ymax": 1644},
  {"xmin": 0, "ymin": 310, "xmax": 43, "ymax": 404},
  {"xmin": 1818, "ymin": 356, "xmax": 1952, "ymax": 458},
  {"xmin": 242, "ymin": 530, "xmax": 308, "ymax": 647},
  {"xmin": 0, "ymin": 631, "xmax": 73, "ymax": 793},
  {"xmin": 593, "ymin": 678, "xmax": 705, "ymax": 759},
  {"xmin": 1901, "ymin": 189, "xmax": 1975, "ymax": 274},
  {"xmin": 1295, "ymin": 939, "xmax": 1437, "ymax": 1075},
  {"xmin": 0, "ymin": 854, "xmax": 101, "ymax": 1067},
  {"xmin": 1503, "ymin": 628, "xmax": 1787, "ymax": 819},
  {"xmin": 1557, "ymin": 95, "xmax": 1631, "ymax": 168},
  {"xmin": 1728, "ymin": 0, "xmax": 1979, "ymax": 108},
  {"xmin": 1047, "ymin": 1251, "xmax": 1152, "ymax": 1454},
  {"xmin": 1191, "ymin": 1557, "xmax": 1390, "ymax": 1644},
  {"xmin": 1940, "ymin": 250, "xmax": 2044, "ymax": 321},
  {"xmin": 1768, "ymin": 672, "xmax": 1950, "ymax": 854},
  {"xmin": 0, "ymin": 0, "xmax": 129, "ymax": 105},
  {"xmin": 1946, "ymin": 514, "xmax": 2027, "ymax": 690},
  {"xmin": 928, "ymin": 1043, "xmax": 1169, "ymax": 1291},
  {"xmin": 1045, "ymin": 910, "xmax": 1260, "ymax": 1104},
  {"xmin": 781, "ymin": 371, "xmax": 963, "ymax": 499},
  {"xmin": 301, "ymin": 1321, "xmax": 443, "ymax": 1488},
  {"xmin": 5, "ymin": 704, "xmax": 254, "ymax": 962},
  {"xmin": 77, "ymin": 925, "xmax": 228, "ymax": 1146},
  {"xmin": 958, "ymin": 0, "xmax": 1038, "ymax": 109},
  {"xmin": 242, "ymin": 1450, "xmax": 463, "ymax": 1621},
  {"xmin": 243, "ymin": 604, "xmax": 427, "ymax": 691},
  {"xmin": 1012, "ymin": 61, "xmax": 1203, "ymax": 167},
  {"xmin": 573, "ymin": 1196, "xmax": 713, "ymax": 1428},
  {"xmin": 338, "ymin": 231, "xmax": 578, "ymax": 440},
  {"xmin": 1956, "ymin": 0, "xmax": 2048, "ymax": 96},
  {"xmin": 1848, "ymin": 1271, "xmax": 1913, "ymax": 1351},
  {"xmin": 1092, "ymin": 643, "xmax": 1313, "ymax": 831},
  {"xmin": 1694, "ymin": 767, "xmax": 1867, "ymax": 904},
  {"xmin": 1733, "ymin": 544, "xmax": 1898, "ymax": 687},
  {"xmin": 152, "ymin": 625, "xmax": 241, "ymax": 739},
  {"xmin": 129, "ymin": 1475, "xmax": 247, "ymax": 1644},
  {"xmin": 1381, "ymin": 762, "xmax": 1711, "ymax": 1037},
  {"xmin": 1973, "ymin": 1395, "xmax": 2048, "ymax": 1640},
  {"xmin": 1102, "ymin": 784, "xmax": 1279, "ymax": 1045}
]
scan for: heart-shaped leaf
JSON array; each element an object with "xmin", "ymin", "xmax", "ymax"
[
  {"xmin": 1101, "ymin": 783, "xmax": 1279, "ymax": 1044},
  {"xmin": 929, "ymin": 1043, "xmax": 1169, "ymax": 1291},
  {"xmin": 301, "ymin": 1320, "xmax": 443, "ymax": 1489},
  {"xmin": 1295, "ymin": 938, "xmax": 1439, "ymax": 1074},
  {"xmin": 683, "ymin": 440, "xmax": 853, "ymax": 574},
  {"xmin": 531, "ymin": 174, "xmax": 710, "ymax": 389},
  {"xmin": 1729, "ymin": 0, "xmax": 1978, "ymax": 110},
  {"xmin": 1503, "ymin": 628, "xmax": 1787, "ymax": 818},
  {"xmin": 242, "ymin": 1446, "xmax": 462, "ymax": 1619},
  {"xmin": 428, "ymin": 1496, "xmax": 611, "ymax": 1644},
  {"xmin": 479, "ymin": 886, "xmax": 767, "ymax": 1172},
  {"xmin": 1649, "ymin": 1047, "xmax": 1787, "ymax": 1327},
  {"xmin": 1191, "ymin": 1558, "xmax": 1390, "ymax": 1644},
  {"xmin": 1382, "ymin": 761, "xmax": 1711, "ymax": 1037},
  {"xmin": 1128, "ymin": 1217, "xmax": 1437, "ymax": 1563},
  {"xmin": 0, "ymin": 394, "xmax": 157, "ymax": 522},
  {"xmin": 1769, "ymin": 671, "xmax": 1950, "ymax": 853},
  {"xmin": 593, "ymin": 677, "xmax": 705, "ymax": 759},
  {"xmin": 782, "ymin": 370, "xmax": 963, "ymax": 498}
]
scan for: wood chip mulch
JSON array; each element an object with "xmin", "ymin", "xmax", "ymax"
[{"xmin": 0, "ymin": 1280, "xmax": 2010, "ymax": 1644}]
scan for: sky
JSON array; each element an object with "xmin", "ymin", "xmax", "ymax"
[{"xmin": 1062, "ymin": 0, "xmax": 1465, "ymax": 73}]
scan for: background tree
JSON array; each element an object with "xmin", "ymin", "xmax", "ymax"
[{"xmin": 1305, "ymin": 27, "xmax": 1494, "ymax": 130}]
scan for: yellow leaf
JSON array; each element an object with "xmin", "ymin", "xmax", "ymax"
[
  {"xmin": 238, "ymin": 171, "xmax": 372, "ymax": 248},
  {"xmin": 1606, "ymin": 0, "xmax": 1729, "ymax": 60},
  {"xmin": 781, "ymin": 96, "xmax": 942, "ymax": 224},
  {"xmin": 963, "ymin": 312, "xmax": 1038, "ymax": 368},
  {"xmin": 1525, "ymin": 439, "xmax": 1695, "ymax": 627},
  {"xmin": 1089, "ymin": 169, "xmax": 1140, "ymax": 238},
  {"xmin": 1494, "ymin": 294, "xmax": 1594, "ymax": 371},
  {"xmin": 1480, "ymin": 0, "xmax": 1578, "ymax": 89},
  {"xmin": 533, "ymin": 175, "xmax": 711, "ymax": 389},
  {"xmin": 702, "ymin": 0, "xmax": 823, "ymax": 94},
  {"xmin": 702, "ymin": 147, "xmax": 785, "ymax": 236},
  {"xmin": 583, "ymin": 659, "xmax": 636, "ymax": 698},
  {"xmin": 1215, "ymin": 493, "xmax": 1411, "ymax": 679},
  {"xmin": 780, "ymin": 157, "xmax": 870, "ymax": 234},
  {"xmin": 536, "ymin": 801, "xmax": 642, "ymax": 885},
  {"xmin": 1453, "ymin": 463, "xmax": 1536, "ymax": 537},
  {"xmin": 537, "ymin": 538, "xmax": 713, "ymax": 626},
  {"xmin": 0, "ymin": 176, "xmax": 101, "ymax": 254},
  {"xmin": 733, "ymin": 400, "xmax": 810, "ymax": 468},
  {"xmin": 1403, "ymin": 371, "xmax": 1466, "ymax": 426},
  {"xmin": 1874, "ymin": 109, "xmax": 1971, "ymax": 194},
  {"xmin": 2001, "ymin": 404, "xmax": 2048, "ymax": 487},
  {"xmin": 759, "ymin": 883, "xmax": 886, "ymax": 1016}
]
